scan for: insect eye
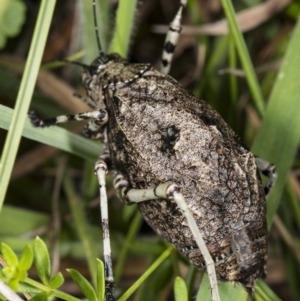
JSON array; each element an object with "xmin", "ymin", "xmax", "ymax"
[{"xmin": 89, "ymin": 60, "xmax": 103, "ymax": 75}]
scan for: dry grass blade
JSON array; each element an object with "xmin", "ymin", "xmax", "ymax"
[
  {"xmin": 290, "ymin": 173, "xmax": 300, "ymax": 199},
  {"xmin": 12, "ymin": 145, "xmax": 58, "ymax": 179},
  {"xmin": 1, "ymin": 55, "xmax": 90, "ymax": 113},
  {"xmin": 273, "ymin": 215, "xmax": 300, "ymax": 264},
  {"xmin": 36, "ymin": 70, "xmax": 90, "ymax": 112}
]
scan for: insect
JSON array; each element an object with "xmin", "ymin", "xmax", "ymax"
[{"xmin": 28, "ymin": 0, "xmax": 277, "ymax": 300}]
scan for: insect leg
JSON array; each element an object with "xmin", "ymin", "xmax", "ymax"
[
  {"xmin": 28, "ymin": 109, "xmax": 108, "ymax": 140},
  {"xmin": 28, "ymin": 109, "xmax": 108, "ymax": 128},
  {"xmin": 255, "ymin": 157, "xmax": 277, "ymax": 197},
  {"xmin": 115, "ymin": 181, "xmax": 220, "ymax": 301},
  {"xmin": 160, "ymin": 0, "xmax": 188, "ymax": 74},
  {"xmin": 94, "ymin": 159, "xmax": 115, "ymax": 301},
  {"xmin": 112, "ymin": 173, "xmax": 130, "ymax": 203}
]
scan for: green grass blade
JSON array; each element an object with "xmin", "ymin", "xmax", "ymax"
[
  {"xmin": 228, "ymin": 33, "xmax": 238, "ymax": 107},
  {"xmin": 108, "ymin": 0, "xmax": 138, "ymax": 57},
  {"xmin": 0, "ymin": 0, "xmax": 57, "ymax": 210},
  {"xmin": 0, "ymin": 105, "xmax": 101, "ymax": 161},
  {"xmin": 286, "ymin": 181, "xmax": 300, "ymax": 231},
  {"xmin": 255, "ymin": 279, "xmax": 282, "ymax": 301},
  {"xmin": 0, "ymin": 205, "xmax": 49, "ymax": 236},
  {"xmin": 118, "ymin": 247, "xmax": 173, "ymax": 301},
  {"xmin": 114, "ymin": 211, "xmax": 142, "ymax": 285},
  {"xmin": 220, "ymin": 0, "xmax": 265, "ymax": 115},
  {"xmin": 64, "ymin": 173, "xmax": 99, "ymax": 286},
  {"xmin": 252, "ymin": 15, "xmax": 300, "ymax": 227}
]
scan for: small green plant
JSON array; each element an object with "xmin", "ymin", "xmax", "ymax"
[{"xmin": 0, "ymin": 237, "xmax": 105, "ymax": 301}]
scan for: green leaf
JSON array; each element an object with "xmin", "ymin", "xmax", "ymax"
[
  {"xmin": 17, "ymin": 282, "xmax": 41, "ymax": 294},
  {"xmin": 68, "ymin": 269, "xmax": 98, "ymax": 301},
  {"xmin": 33, "ymin": 237, "xmax": 51, "ymax": 286},
  {"xmin": 1, "ymin": 243, "xmax": 18, "ymax": 266},
  {"xmin": 174, "ymin": 276, "xmax": 188, "ymax": 301},
  {"xmin": 28, "ymin": 292, "xmax": 48, "ymax": 301},
  {"xmin": 0, "ymin": 243, "xmax": 25, "ymax": 290},
  {"xmin": 19, "ymin": 245, "xmax": 33, "ymax": 272},
  {"xmin": 96, "ymin": 259, "xmax": 105, "ymax": 301},
  {"xmin": 0, "ymin": 0, "xmax": 26, "ymax": 49},
  {"xmin": 49, "ymin": 272, "xmax": 64, "ymax": 289},
  {"xmin": 196, "ymin": 274, "xmax": 247, "ymax": 301}
]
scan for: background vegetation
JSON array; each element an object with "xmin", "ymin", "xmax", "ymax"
[{"xmin": 0, "ymin": 0, "xmax": 300, "ymax": 300}]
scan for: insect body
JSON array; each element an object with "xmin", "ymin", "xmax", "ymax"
[
  {"xmin": 83, "ymin": 53, "xmax": 268, "ymax": 293},
  {"xmin": 29, "ymin": 1, "xmax": 277, "ymax": 300}
]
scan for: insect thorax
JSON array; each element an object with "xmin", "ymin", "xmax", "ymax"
[{"xmin": 82, "ymin": 53, "xmax": 152, "ymax": 109}]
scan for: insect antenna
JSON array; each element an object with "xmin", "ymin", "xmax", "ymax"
[
  {"xmin": 60, "ymin": 59, "xmax": 90, "ymax": 69},
  {"xmin": 92, "ymin": 0, "xmax": 103, "ymax": 54}
]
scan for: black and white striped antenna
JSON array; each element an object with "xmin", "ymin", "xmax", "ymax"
[{"xmin": 92, "ymin": 0, "xmax": 103, "ymax": 53}]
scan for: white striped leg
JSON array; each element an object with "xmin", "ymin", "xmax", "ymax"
[
  {"xmin": 116, "ymin": 182, "xmax": 220, "ymax": 301},
  {"xmin": 94, "ymin": 160, "xmax": 115, "ymax": 301},
  {"xmin": 255, "ymin": 157, "xmax": 277, "ymax": 197},
  {"xmin": 112, "ymin": 172, "xmax": 130, "ymax": 204},
  {"xmin": 28, "ymin": 109, "xmax": 108, "ymax": 128},
  {"xmin": 160, "ymin": 0, "xmax": 188, "ymax": 74},
  {"xmin": 98, "ymin": 129, "xmax": 112, "ymax": 166}
]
